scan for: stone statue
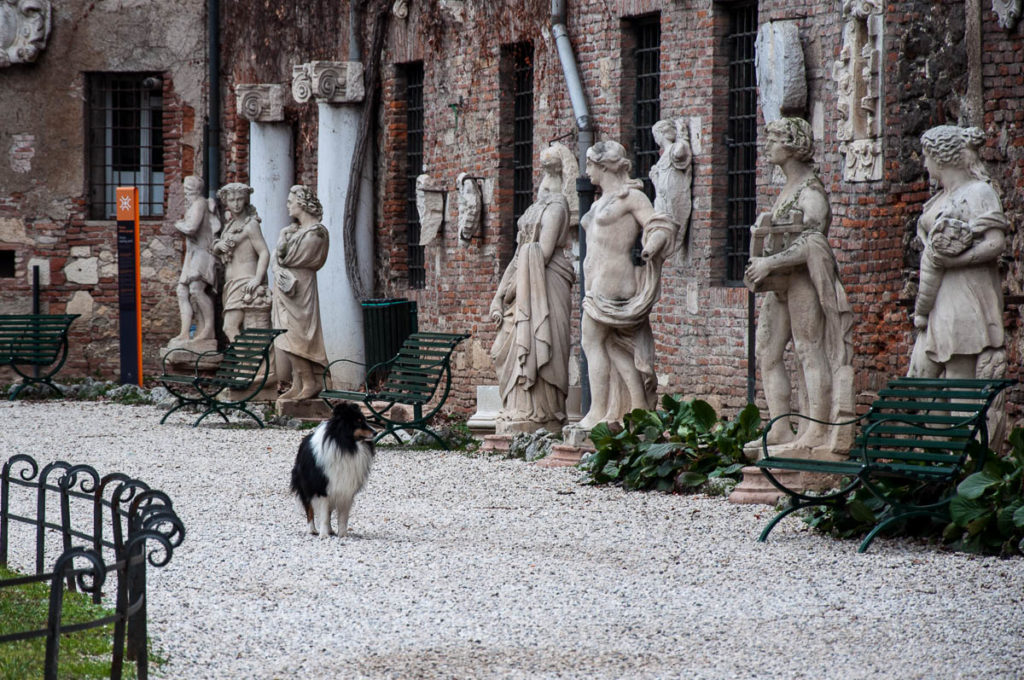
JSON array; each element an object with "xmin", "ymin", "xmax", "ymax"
[
  {"xmin": 650, "ymin": 118, "xmax": 693, "ymax": 257},
  {"xmin": 909, "ymin": 125, "xmax": 1008, "ymax": 441},
  {"xmin": 576, "ymin": 140, "xmax": 679, "ymax": 430},
  {"xmin": 456, "ymin": 172, "xmax": 482, "ymax": 242},
  {"xmin": 212, "ymin": 183, "xmax": 271, "ymax": 342},
  {"xmin": 416, "ymin": 174, "xmax": 444, "ymax": 245},
  {"xmin": 743, "ymin": 117, "xmax": 854, "ymax": 451},
  {"xmin": 168, "ymin": 176, "xmax": 220, "ymax": 350},
  {"xmin": 489, "ymin": 143, "xmax": 576, "ymax": 433},
  {"xmin": 272, "ymin": 185, "xmax": 330, "ymax": 402},
  {"xmin": 0, "ymin": 0, "xmax": 50, "ymax": 67}
]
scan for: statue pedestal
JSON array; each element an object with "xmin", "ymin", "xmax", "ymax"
[
  {"xmin": 481, "ymin": 434, "xmax": 513, "ymax": 453},
  {"xmin": 159, "ymin": 339, "xmax": 219, "ymax": 370},
  {"xmin": 536, "ymin": 425, "xmax": 594, "ymax": 468},
  {"xmin": 729, "ymin": 440, "xmax": 846, "ymax": 504},
  {"xmin": 276, "ymin": 398, "xmax": 330, "ymax": 420}
]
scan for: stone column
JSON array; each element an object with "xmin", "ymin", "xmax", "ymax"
[
  {"xmin": 292, "ymin": 61, "xmax": 373, "ymax": 389},
  {"xmin": 235, "ymin": 84, "xmax": 293, "ymax": 281}
]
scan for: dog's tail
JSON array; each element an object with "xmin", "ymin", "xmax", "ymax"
[{"xmin": 290, "ymin": 466, "xmax": 313, "ymax": 523}]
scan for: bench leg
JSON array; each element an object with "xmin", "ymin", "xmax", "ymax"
[
  {"xmin": 193, "ymin": 403, "xmax": 232, "ymax": 427},
  {"xmin": 758, "ymin": 500, "xmax": 809, "ymax": 543},
  {"xmin": 9, "ymin": 378, "xmax": 63, "ymax": 401},
  {"xmin": 857, "ymin": 508, "xmax": 942, "ymax": 553}
]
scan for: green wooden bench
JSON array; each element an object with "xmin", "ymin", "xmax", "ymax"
[
  {"xmin": 0, "ymin": 314, "xmax": 80, "ymax": 400},
  {"xmin": 320, "ymin": 331, "xmax": 470, "ymax": 448},
  {"xmin": 756, "ymin": 377, "xmax": 1016, "ymax": 552},
  {"xmin": 158, "ymin": 327, "xmax": 285, "ymax": 428}
]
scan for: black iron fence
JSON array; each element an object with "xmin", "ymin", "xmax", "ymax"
[{"xmin": 0, "ymin": 453, "xmax": 185, "ymax": 680}]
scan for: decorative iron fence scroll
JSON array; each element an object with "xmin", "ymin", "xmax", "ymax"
[{"xmin": 0, "ymin": 453, "xmax": 185, "ymax": 680}]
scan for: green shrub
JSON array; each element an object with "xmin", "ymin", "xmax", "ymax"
[
  {"xmin": 580, "ymin": 396, "xmax": 761, "ymax": 492},
  {"xmin": 944, "ymin": 428, "xmax": 1024, "ymax": 557},
  {"xmin": 804, "ymin": 430, "xmax": 1024, "ymax": 556}
]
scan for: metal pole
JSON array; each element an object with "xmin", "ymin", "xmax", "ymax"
[
  {"xmin": 747, "ymin": 289, "xmax": 756, "ymax": 404},
  {"xmin": 207, "ymin": 0, "xmax": 220, "ymax": 198}
]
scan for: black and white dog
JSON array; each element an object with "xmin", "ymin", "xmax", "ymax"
[{"xmin": 290, "ymin": 401, "xmax": 376, "ymax": 538}]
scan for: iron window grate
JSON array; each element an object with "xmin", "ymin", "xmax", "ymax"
[
  {"xmin": 511, "ymin": 43, "xmax": 534, "ymax": 237},
  {"xmin": 86, "ymin": 73, "xmax": 165, "ymax": 219},
  {"xmin": 404, "ymin": 62, "xmax": 426, "ymax": 289},
  {"xmin": 633, "ymin": 17, "xmax": 661, "ymax": 200},
  {"xmin": 725, "ymin": 3, "xmax": 758, "ymax": 284}
]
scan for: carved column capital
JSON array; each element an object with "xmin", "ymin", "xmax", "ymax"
[
  {"xmin": 291, "ymin": 61, "xmax": 365, "ymax": 105},
  {"xmin": 842, "ymin": 0, "xmax": 882, "ymax": 18},
  {"xmin": 235, "ymin": 84, "xmax": 286, "ymax": 122}
]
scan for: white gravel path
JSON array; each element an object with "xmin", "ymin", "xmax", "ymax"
[{"xmin": 1, "ymin": 400, "xmax": 1023, "ymax": 679}]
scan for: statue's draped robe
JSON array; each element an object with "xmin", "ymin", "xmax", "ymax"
[
  {"xmin": 490, "ymin": 194, "xmax": 573, "ymax": 429},
  {"xmin": 272, "ymin": 222, "xmax": 330, "ymax": 368}
]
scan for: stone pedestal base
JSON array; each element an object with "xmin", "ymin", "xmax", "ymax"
[
  {"xmin": 159, "ymin": 339, "xmax": 219, "ymax": 370},
  {"xmin": 481, "ymin": 434, "xmax": 513, "ymax": 453},
  {"xmin": 729, "ymin": 466, "xmax": 794, "ymax": 505},
  {"xmin": 535, "ymin": 442, "xmax": 592, "ymax": 468},
  {"xmin": 561, "ymin": 424, "xmax": 593, "ymax": 448},
  {"xmin": 276, "ymin": 398, "xmax": 330, "ymax": 419},
  {"xmin": 730, "ymin": 440, "xmax": 847, "ymax": 504}
]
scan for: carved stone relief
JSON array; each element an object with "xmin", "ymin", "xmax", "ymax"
[
  {"xmin": 0, "ymin": 0, "xmax": 51, "ymax": 67},
  {"xmin": 456, "ymin": 172, "xmax": 482, "ymax": 243},
  {"xmin": 415, "ymin": 174, "xmax": 445, "ymax": 246},
  {"xmin": 291, "ymin": 61, "xmax": 365, "ymax": 104},
  {"xmin": 993, "ymin": 0, "xmax": 1023, "ymax": 30},
  {"xmin": 236, "ymin": 84, "xmax": 286, "ymax": 122},
  {"xmin": 833, "ymin": 0, "xmax": 883, "ymax": 182},
  {"xmin": 754, "ymin": 20, "xmax": 807, "ymax": 123}
]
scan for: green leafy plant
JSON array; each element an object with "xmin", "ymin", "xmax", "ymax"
[
  {"xmin": 581, "ymin": 396, "xmax": 761, "ymax": 492},
  {"xmin": 944, "ymin": 428, "xmax": 1024, "ymax": 556}
]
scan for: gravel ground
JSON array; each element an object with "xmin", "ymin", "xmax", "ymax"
[{"xmin": 2, "ymin": 400, "xmax": 1023, "ymax": 679}]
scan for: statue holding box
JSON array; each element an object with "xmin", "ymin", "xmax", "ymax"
[{"xmin": 743, "ymin": 117, "xmax": 854, "ymax": 452}]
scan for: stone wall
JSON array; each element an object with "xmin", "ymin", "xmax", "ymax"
[{"xmin": 0, "ymin": 1, "xmax": 206, "ymax": 379}]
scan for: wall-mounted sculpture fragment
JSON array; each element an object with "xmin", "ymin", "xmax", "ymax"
[{"xmin": 833, "ymin": 0, "xmax": 884, "ymax": 182}]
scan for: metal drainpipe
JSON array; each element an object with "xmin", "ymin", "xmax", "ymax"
[
  {"xmin": 207, "ymin": 0, "xmax": 220, "ymax": 198},
  {"xmin": 551, "ymin": 0, "xmax": 594, "ymax": 415}
]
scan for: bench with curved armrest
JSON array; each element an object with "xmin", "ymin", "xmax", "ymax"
[
  {"xmin": 755, "ymin": 376, "xmax": 1016, "ymax": 552},
  {"xmin": 0, "ymin": 314, "xmax": 80, "ymax": 400},
  {"xmin": 158, "ymin": 328, "xmax": 285, "ymax": 428},
  {"xmin": 319, "ymin": 332, "xmax": 470, "ymax": 449}
]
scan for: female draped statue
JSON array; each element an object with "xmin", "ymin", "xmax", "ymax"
[
  {"xmin": 489, "ymin": 143, "xmax": 576, "ymax": 433},
  {"xmin": 272, "ymin": 185, "xmax": 330, "ymax": 402},
  {"xmin": 576, "ymin": 140, "xmax": 679, "ymax": 430},
  {"xmin": 909, "ymin": 125, "xmax": 1008, "ymax": 441}
]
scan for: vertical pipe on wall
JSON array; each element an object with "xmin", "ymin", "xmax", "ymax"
[
  {"xmin": 551, "ymin": 0, "xmax": 594, "ymax": 415},
  {"xmin": 207, "ymin": 0, "xmax": 221, "ymax": 197}
]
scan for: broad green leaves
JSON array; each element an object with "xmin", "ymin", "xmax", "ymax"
[{"xmin": 579, "ymin": 397, "xmax": 761, "ymax": 493}]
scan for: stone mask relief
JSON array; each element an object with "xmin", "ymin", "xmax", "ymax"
[
  {"xmin": 456, "ymin": 172, "xmax": 482, "ymax": 243},
  {"xmin": 0, "ymin": 0, "xmax": 51, "ymax": 67}
]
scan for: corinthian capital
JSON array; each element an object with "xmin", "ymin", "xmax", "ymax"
[
  {"xmin": 291, "ymin": 61, "xmax": 365, "ymax": 104},
  {"xmin": 235, "ymin": 84, "xmax": 286, "ymax": 122}
]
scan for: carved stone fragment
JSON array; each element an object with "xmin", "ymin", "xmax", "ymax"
[
  {"xmin": 0, "ymin": 0, "xmax": 50, "ymax": 67},
  {"xmin": 291, "ymin": 61, "xmax": 365, "ymax": 104},
  {"xmin": 993, "ymin": 0, "xmax": 1023, "ymax": 30},
  {"xmin": 236, "ymin": 84, "xmax": 286, "ymax": 122},
  {"xmin": 415, "ymin": 174, "xmax": 445, "ymax": 246},
  {"xmin": 456, "ymin": 172, "xmax": 482, "ymax": 243},
  {"xmin": 754, "ymin": 21, "xmax": 807, "ymax": 123},
  {"xmin": 833, "ymin": 0, "xmax": 884, "ymax": 182}
]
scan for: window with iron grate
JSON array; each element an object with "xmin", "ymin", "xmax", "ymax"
[
  {"xmin": 724, "ymin": 3, "xmax": 759, "ymax": 284},
  {"xmin": 631, "ymin": 15, "xmax": 661, "ymax": 201},
  {"xmin": 86, "ymin": 73, "xmax": 165, "ymax": 219},
  {"xmin": 509, "ymin": 42, "xmax": 534, "ymax": 239},
  {"xmin": 403, "ymin": 62, "xmax": 426, "ymax": 289}
]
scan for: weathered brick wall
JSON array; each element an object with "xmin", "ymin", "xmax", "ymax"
[
  {"xmin": 48, "ymin": 0, "xmax": 1006, "ymax": 424},
  {"xmin": 0, "ymin": 1, "xmax": 206, "ymax": 381}
]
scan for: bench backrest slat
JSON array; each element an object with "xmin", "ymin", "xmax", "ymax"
[
  {"xmin": 212, "ymin": 329, "xmax": 284, "ymax": 383},
  {"xmin": 376, "ymin": 332, "xmax": 469, "ymax": 402},
  {"xmin": 0, "ymin": 314, "xmax": 78, "ymax": 366},
  {"xmin": 853, "ymin": 377, "xmax": 1014, "ymax": 471}
]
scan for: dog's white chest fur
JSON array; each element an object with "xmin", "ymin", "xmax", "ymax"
[{"xmin": 310, "ymin": 424, "xmax": 374, "ymax": 504}]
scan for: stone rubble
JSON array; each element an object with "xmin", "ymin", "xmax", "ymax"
[{"xmin": 1, "ymin": 400, "xmax": 1022, "ymax": 679}]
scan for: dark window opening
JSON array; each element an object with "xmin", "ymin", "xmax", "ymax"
[
  {"xmin": 510, "ymin": 42, "xmax": 534, "ymax": 238},
  {"xmin": 87, "ymin": 73, "xmax": 165, "ymax": 219},
  {"xmin": 724, "ymin": 3, "xmax": 758, "ymax": 284},
  {"xmin": 403, "ymin": 62, "xmax": 426, "ymax": 290},
  {"xmin": 0, "ymin": 251, "xmax": 15, "ymax": 278},
  {"xmin": 631, "ymin": 16, "xmax": 661, "ymax": 200}
]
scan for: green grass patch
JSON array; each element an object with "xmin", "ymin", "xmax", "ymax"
[{"xmin": 0, "ymin": 564, "xmax": 156, "ymax": 679}]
